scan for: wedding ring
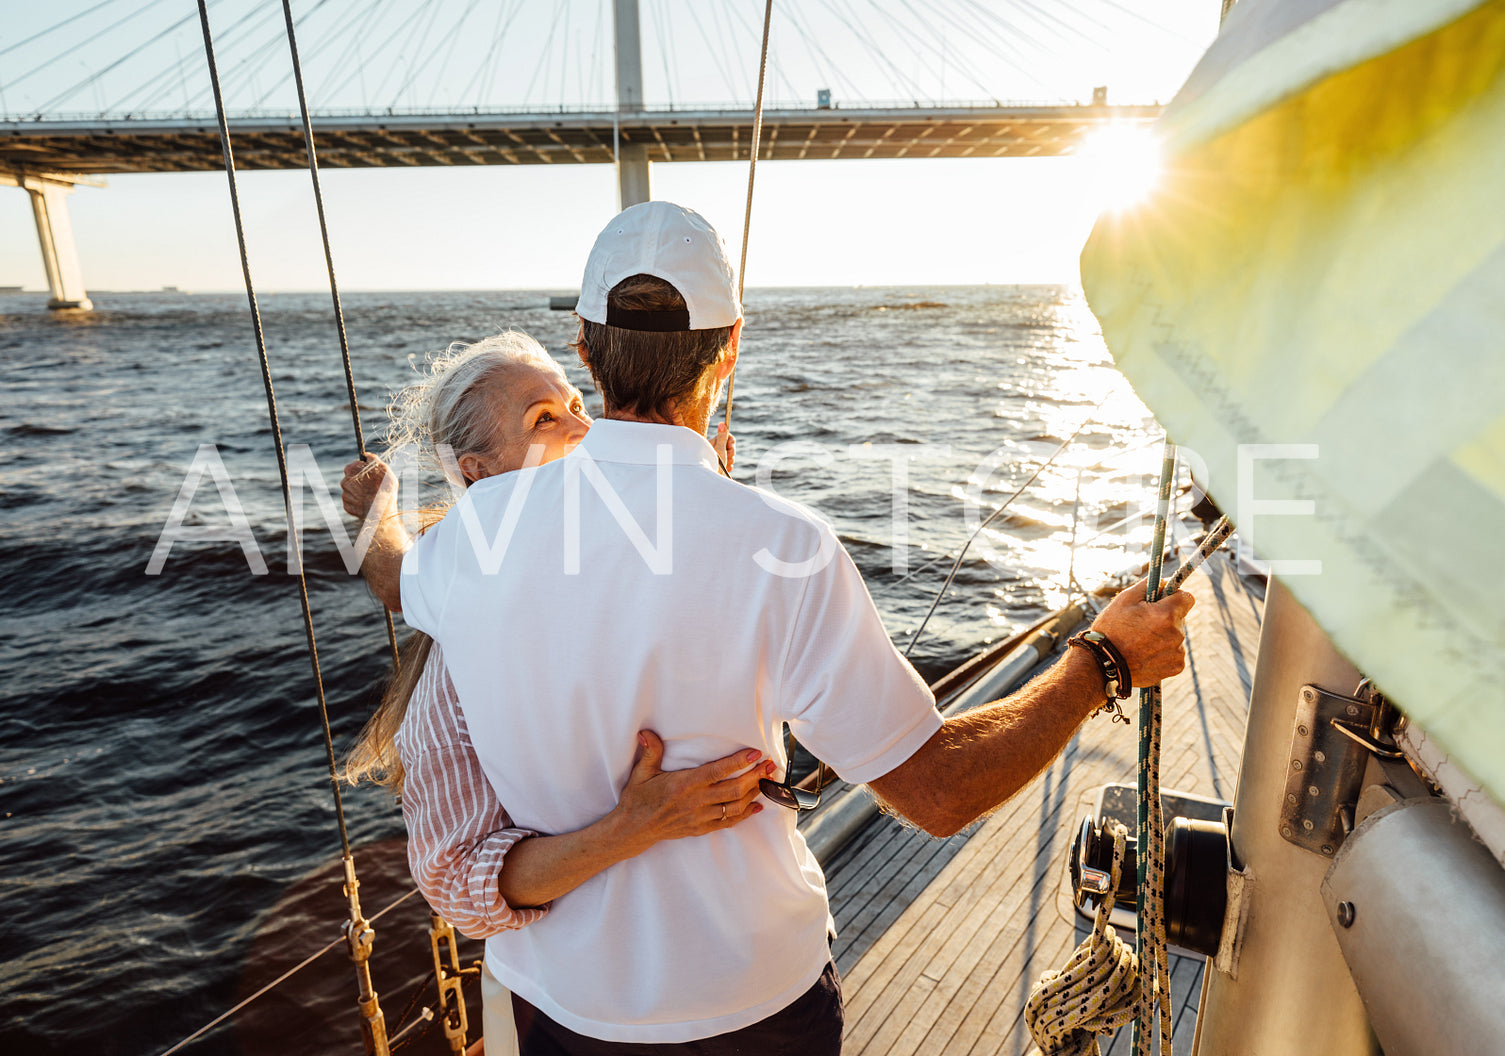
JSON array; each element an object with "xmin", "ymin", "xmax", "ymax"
[{"xmin": 720, "ymin": 803, "xmax": 727, "ymax": 821}]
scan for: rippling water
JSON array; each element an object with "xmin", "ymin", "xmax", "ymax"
[{"xmin": 0, "ymin": 286, "xmax": 1164, "ymax": 1055}]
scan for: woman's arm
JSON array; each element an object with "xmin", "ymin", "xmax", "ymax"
[
  {"xmin": 401, "ymin": 655, "xmax": 771, "ymax": 935},
  {"xmin": 403, "ymin": 738, "xmax": 547, "ymax": 937},
  {"xmin": 342, "ymin": 455, "xmax": 408, "ymax": 612},
  {"xmin": 498, "ymin": 731, "xmax": 770, "ymax": 909}
]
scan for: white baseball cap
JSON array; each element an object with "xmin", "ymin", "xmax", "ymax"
[{"xmin": 577, "ymin": 201, "xmax": 741, "ymax": 331}]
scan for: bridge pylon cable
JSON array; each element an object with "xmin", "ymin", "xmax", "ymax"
[
  {"xmin": 3, "ymin": 0, "xmax": 175, "ymax": 105},
  {"xmin": 120, "ymin": 0, "xmax": 283, "ymax": 114},
  {"xmin": 0, "ymin": 0, "xmax": 128, "ymax": 60}
]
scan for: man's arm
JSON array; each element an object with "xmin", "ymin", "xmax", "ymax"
[
  {"xmin": 868, "ymin": 582, "xmax": 1194, "ymax": 838},
  {"xmin": 342, "ymin": 456, "xmax": 409, "ymax": 612}
]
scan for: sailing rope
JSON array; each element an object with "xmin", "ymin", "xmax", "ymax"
[
  {"xmin": 1132, "ymin": 438, "xmax": 1177, "ymax": 1056},
  {"xmin": 280, "ymin": 0, "xmax": 400, "ymax": 670},
  {"xmin": 195, "ymin": 4, "xmax": 389, "ymax": 1053},
  {"xmin": 721, "ymin": 0, "xmax": 774, "ymax": 439},
  {"xmin": 1025, "ymin": 824, "xmax": 1140, "ymax": 1055},
  {"xmin": 1024, "ymin": 468, "xmax": 1233, "ymax": 1055}
]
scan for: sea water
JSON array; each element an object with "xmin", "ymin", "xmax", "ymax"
[{"xmin": 0, "ymin": 286, "xmax": 1164, "ymax": 1055}]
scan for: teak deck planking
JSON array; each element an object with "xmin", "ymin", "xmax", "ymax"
[{"xmin": 827, "ymin": 552, "xmax": 1265, "ymax": 1056}]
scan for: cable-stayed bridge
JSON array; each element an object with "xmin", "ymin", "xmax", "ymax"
[
  {"xmin": 1, "ymin": 0, "xmax": 1196, "ymax": 310},
  {"xmin": 3, "ymin": 99, "xmax": 1158, "ymax": 173}
]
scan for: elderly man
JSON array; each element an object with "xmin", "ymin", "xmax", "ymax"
[{"xmin": 398, "ymin": 202, "xmax": 1192, "ymax": 1055}]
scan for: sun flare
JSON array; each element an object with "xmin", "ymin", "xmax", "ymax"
[{"xmin": 1078, "ymin": 125, "xmax": 1164, "ymax": 213}]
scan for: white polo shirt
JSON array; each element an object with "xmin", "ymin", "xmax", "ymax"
[{"xmin": 400, "ymin": 419, "xmax": 940, "ymax": 1043}]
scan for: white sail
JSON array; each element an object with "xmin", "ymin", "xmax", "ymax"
[{"xmin": 1081, "ymin": 0, "xmax": 1505, "ymax": 804}]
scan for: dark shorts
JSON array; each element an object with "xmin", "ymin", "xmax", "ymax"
[{"xmin": 511, "ymin": 961, "xmax": 844, "ymax": 1056}]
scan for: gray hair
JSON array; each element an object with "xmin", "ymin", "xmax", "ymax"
[{"xmin": 385, "ymin": 331, "xmax": 564, "ymax": 483}]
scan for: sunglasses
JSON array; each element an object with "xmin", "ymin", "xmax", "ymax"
[{"xmin": 760, "ymin": 758, "xmax": 830, "ymax": 812}]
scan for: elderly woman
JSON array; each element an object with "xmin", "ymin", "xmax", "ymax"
[{"xmin": 341, "ymin": 332, "xmax": 754, "ymax": 1053}]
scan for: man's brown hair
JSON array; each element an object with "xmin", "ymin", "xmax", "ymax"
[{"xmin": 573, "ymin": 274, "xmax": 735, "ymax": 420}]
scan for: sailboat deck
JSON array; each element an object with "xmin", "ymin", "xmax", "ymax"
[{"xmin": 827, "ymin": 553, "xmax": 1264, "ymax": 1056}]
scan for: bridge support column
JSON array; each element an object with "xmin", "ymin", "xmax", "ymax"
[
  {"xmin": 613, "ymin": 0, "xmax": 651, "ymax": 208},
  {"xmin": 26, "ymin": 179, "xmax": 92, "ymax": 311},
  {"xmin": 617, "ymin": 143, "xmax": 651, "ymax": 209}
]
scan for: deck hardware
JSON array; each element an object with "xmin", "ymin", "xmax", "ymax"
[
  {"xmin": 1164, "ymin": 815, "xmax": 1231, "ymax": 957},
  {"xmin": 429, "ymin": 913, "xmax": 479, "ymax": 1053},
  {"xmin": 1068, "ymin": 783, "xmax": 1229, "ymax": 933},
  {"xmin": 1213, "ymin": 808, "xmax": 1254, "ymax": 979},
  {"xmin": 1278, "ymin": 684, "xmax": 1378, "ymax": 857}
]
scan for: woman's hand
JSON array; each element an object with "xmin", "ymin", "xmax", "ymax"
[
  {"xmin": 340, "ymin": 455, "xmax": 409, "ymax": 612},
  {"xmin": 342, "ymin": 455, "xmax": 398, "ymax": 522},
  {"xmin": 609, "ymin": 731, "xmax": 771, "ymax": 857},
  {"xmin": 497, "ymin": 732, "xmax": 775, "ymax": 909},
  {"xmin": 712, "ymin": 422, "xmax": 736, "ymax": 472}
]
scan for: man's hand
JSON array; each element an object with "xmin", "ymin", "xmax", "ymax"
[
  {"xmin": 1090, "ymin": 578, "xmax": 1195, "ymax": 687},
  {"xmin": 712, "ymin": 421, "xmax": 736, "ymax": 472},
  {"xmin": 342, "ymin": 455, "xmax": 398, "ymax": 522}
]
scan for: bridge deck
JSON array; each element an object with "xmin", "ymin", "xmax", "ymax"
[
  {"xmin": 827, "ymin": 551, "xmax": 1264, "ymax": 1056},
  {"xmin": 0, "ymin": 104, "xmax": 1159, "ymax": 176}
]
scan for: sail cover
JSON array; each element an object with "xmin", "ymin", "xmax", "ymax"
[{"xmin": 1081, "ymin": 0, "xmax": 1505, "ymax": 802}]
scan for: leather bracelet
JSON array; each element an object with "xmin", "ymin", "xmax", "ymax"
[{"xmin": 1067, "ymin": 630, "xmax": 1133, "ymax": 701}]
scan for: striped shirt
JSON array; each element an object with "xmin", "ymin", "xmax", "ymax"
[{"xmin": 394, "ymin": 640, "xmax": 548, "ymax": 937}]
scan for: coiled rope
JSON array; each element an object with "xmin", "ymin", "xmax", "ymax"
[
  {"xmin": 1025, "ymin": 824, "xmax": 1139, "ymax": 1055},
  {"xmin": 195, "ymin": 4, "xmax": 390, "ymax": 1052}
]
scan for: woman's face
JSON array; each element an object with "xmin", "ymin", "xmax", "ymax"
[{"xmin": 463, "ymin": 361, "xmax": 592, "ymax": 481}]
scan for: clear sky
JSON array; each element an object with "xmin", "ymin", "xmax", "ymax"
[{"xmin": 0, "ymin": 0, "xmax": 1222, "ymax": 292}]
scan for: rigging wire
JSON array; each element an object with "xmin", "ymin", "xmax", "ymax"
[
  {"xmin": 193, "ymin": 0, "xmax": 353, "ymax": 863},
  {"xmin": 902, "ymin": 396, "xmax": 1110, "ymax": 658},
  {"xmin": 281, "ymin": 0, "xmax": 402, "ymax": 669},
  {"xmin": 158, "ymin": 888, "xmax": 422, "ymax": 1056},
  {"xmin": 194, "ymin": 5, "xmax": 393, "ymax": 1053},
  {"xmin": 721, "ymin": 0, "xmax": 774, "ymax": 439}
]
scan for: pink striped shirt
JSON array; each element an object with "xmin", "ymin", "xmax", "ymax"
[{"xmin": 394, "ymin": 641, "xmax": 549, "ymax": 937}]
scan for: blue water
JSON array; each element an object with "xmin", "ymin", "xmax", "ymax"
[{"xmin": 0, "ymin": 286, "xmax": 1161, "ymax": 1055}]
